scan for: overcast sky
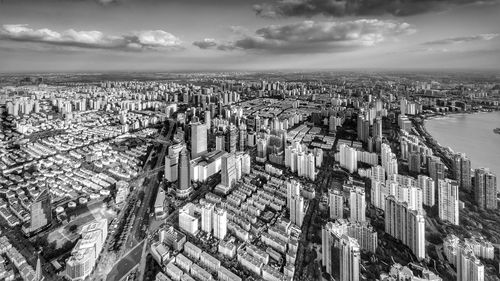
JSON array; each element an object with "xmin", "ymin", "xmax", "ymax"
[{"xmin": 0, "ymin": 0, "xmax": 499, "ymax": 72}]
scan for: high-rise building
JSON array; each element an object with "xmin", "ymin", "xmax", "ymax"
[
  {"xmin": 287, "ymin": 180, "xmax": 305, "ymax": 227},
  {"xmin": 36, "ymin": 252, "xmax": 43, "ymax": 281},
  {"xmin": 418, "ymin": 175, "xmax": 435, "ymax": 207},
  {"xmin": 238, "ymin": 123, "xmax": 247, "ymax": 151},
  {"xmin": 371, "ymin": 165, "xmax": 385, "ymax": 182},
  {"xmin": 349, "ymin": 187, "xmax": 366, "ymax": 223},
  {"xmin": 381, "ymin": 143, "xmax": 398, "ymax": 178},
  {"xmin": 201, "ymin": 202, "xmax": 214, "ymax": 234},
  {"xmin": 438, "ymin": 179, "xmax": 459, "ymax": 225},
  {"xmin": 241, "ymin": 153, "xmax": 251, "ymax": 175},
  {"xmin": 179, "ymin": 204, "xmax": 199, "ymax": 235},
  {"xmin": 221, "ymin": 153, "xmax": 236, "ymax": 189},
  {"xmin": 340, "ymin": 236, "xmax": 360, "ymax": 281},
  {"xmin": 225, "ymin": 124, "xmax": 238, "ymax": 154},
  {"xmin": 204, "ymin": 110, "xmax": 211, "ymax": 128},
  {"xmin": 457, "ymin": 247, "xmax": 485, "ymax": 281},
  {"xmin": 306, "ymin": 152, "xmax": 316, "ymax": 181},
  {"xmin": 444, "ymin": 234, "xmax": 493, "ymax": 271},
  {"xmin": 408, "ymin": 152, "xmax": 421, "ymax": 174},
  {"xmin": 324, "ymin": 220, "xmax": 378, "ymax": 253},
  {"xmin": 453, "ymin": 153, "xmax": 472, "ymax": 192},
  {"xmin": 191, "ymin": 122, "xmax": 207, "ymax": 159},
  {"xmin": 357, "ymin": 114, "xmax": 370, "ymax": 143},
  {"xmin": 23, "ymin": 188, "xmax": 52, "ymax": 234},
  {"xmin": 428, "ymin": 156, "xmax": 445, "ymax": 183},
  {"xmin": 373, "ymin": 116, "xmax": 383, "ymax": 139},
  {"xmin": 339, "ymin": 144, "xmax": 357, "ymax": 173},
  {"xmin": 65, "ymin": 219, "xmax": 108, "ymax": 281},
  {"xmin": 176, "ymin": 147, "xmax": 193, "ymax": 198},
  {"xmin": 329, "ymin": 189, "xmax": 343, "ymax": 220},
  {"xmin": 216, "ymin": 135, "xmax": 225, "ymax": 151},
  {"xmin": 322, "ymin": 222, "xmax": 360, "ymax": 281},
  {"xmin": 213, "ymin": 206, "xmax": 227, "ymax": 240},
  {"xmin": 474, "ymin": 168, "xmax": 497, "ymax": 210},
  {"xmin": 165, "ymin": 143, "xmax": 184, "ymax": 182},
  {"xmin": 371, "ymin": 180, "xmax": 389, "ymax": 210},
  {"xmin": 385, "ymin": 196, "xmax": 426, "ymax": 260}
]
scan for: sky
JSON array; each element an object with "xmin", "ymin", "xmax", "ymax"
[{"xmin": 0, "ymin": 0, "xmax": 499, "ymax": 72}]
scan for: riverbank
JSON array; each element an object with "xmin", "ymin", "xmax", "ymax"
[
  {"xmin": 421, "ymin": 110, "xmax": 500, "ymax": 177},
  {"xmin": 412, "ymin": 118, "xmax": 454, "ymax": 172},
  {"xmin": 422, "ymin": 108, "xmax": 498, "ymax": 122}
]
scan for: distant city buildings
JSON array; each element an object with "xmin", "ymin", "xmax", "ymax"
[{"xmin": 1, "ymin": 76, "xmax": 499, "ymax": 281}]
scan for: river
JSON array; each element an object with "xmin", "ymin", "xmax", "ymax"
[{"xmin": 425, "ymin": 111, "xmax": 500, "ymax": 177}]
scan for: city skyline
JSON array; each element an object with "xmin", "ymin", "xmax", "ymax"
[{"xmin": 0, "ymin": 0, "xmax": 499, "ymax": 72}]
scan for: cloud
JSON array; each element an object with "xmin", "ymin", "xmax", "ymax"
[
  {"xmin": 423, "ymin": 33, "xmax": 499, "ymax": 45},
  {"xmin": 97, "ymin": 0, "xmax": 118, "ymax": 5},
  {"xmin": 253, "ymin": 0, "xmax": 499, "ymax": 18},
  {"xmin": 193, "ymin": 38, "xmax": 218, "ymax": 49},
  {"xmin": 0, "ymin": 24, "xmax": 182, "ymax": 51},
  {"xmin": 193, "ymin": 19, "xmax": 414, "ymax": 53}
]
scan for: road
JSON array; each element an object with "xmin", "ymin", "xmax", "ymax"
[
  {"xmin": 119, "ymin": 120, "xmax": 175, "ymax": 281},
  {"xmin": 105, "ymin": 240, "xmax": 145, "ymax": 281},
  {"xmin": 92, "ymin": 120, "xmax": 174, "ymax": 281}
]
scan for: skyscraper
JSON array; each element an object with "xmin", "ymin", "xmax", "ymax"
[
  {"xmin": 349, "ymin": 187, "xmax": 366, "ymax": 223},
  {"xmin": 165, "ymin": 143, "xmax": 184, "ymax": 182},
  {"xmin": 428, "ymin": 156, "xmax": 445, "ymax": 183},
  {"xmin": 23, "ymin": 188, "xmax": 52, "ymax": 234},
  {"xmin": 215, "ymin": 134, "xmax": 225, "ymax": 151},
  {"xmin": 372, "ymin": 116, "xmax": 383, "ymax": 139},
  {"xmin": 190, "ymin": 122, "xmax": 207, "ymax": 159},
  {"xmin": 201, "ymin": 202, "xmax": 214, "ymax": 234},
  {"xmin": 339, "ymin": 144, "xmax": 357, "ymax": 173},
  {"xmin": 408, "ymin": 152, "xmax": 421, "ymax": 174},
  {"xmin": 213, "ymin": 206, "xmax": 227, "ymax": 240},
  {"xmin": 340, "ymin": 235, "xmax": 360, "ymax": 281},
  {"xmin": 176, "ymin": 147, "xmax": 193, "ymax": 198},
  {"xmin": 453, "ymin": 153, "xmax": 472, "ymax": 192},
  {"xmin": 329, "ymin": 189, "xmax": 343, "ymax": 220},
  {"xmin": 225, "ymin": 124, "xmax": 238, "ymax": 154},
  {"xmin": 65, "ymin": 219, "xmax": 108, "ymax": 281},
  {"xmin": 221, "ymin": 153, "xmax": 236, "ymax": 189},
  {"xmin": 418, "ymin": 175, "xmax": 435, "ymax": 207},
  {"xmin": 322, "ymin": 222, "xmax": 360, "ymax": 281},
  {"xmin": 457, "ymin": 247, "xmax": 485, "ymax": 281},
  {"xmin": 36, "ymin": 251, "xmax": 43, "ymax": 281},
  {"xmin": 384, "ymin": 196, "xmax": 426, "ymax": 260},
  {"xmin": 287, "ymin": 180, "xmax": 305, "ymax": 227},
  {"xmin": 438, "ymin": 179, "xmax": 459, "ymax": 225},
  {"xmin": 474, "ymin": 168, "xmax": 497, "ymax": 210},
  {"xmin": 381, "ymin": 143, "xmax": 398, "ymax": 178},
  {"xmin": 238, "ymin": 122, "xmax": 247, "ymax": 151}
]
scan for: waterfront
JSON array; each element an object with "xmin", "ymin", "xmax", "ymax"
[{"xmin": 425, "ymin": 111, "xmax": 500, "ymax": 177}]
